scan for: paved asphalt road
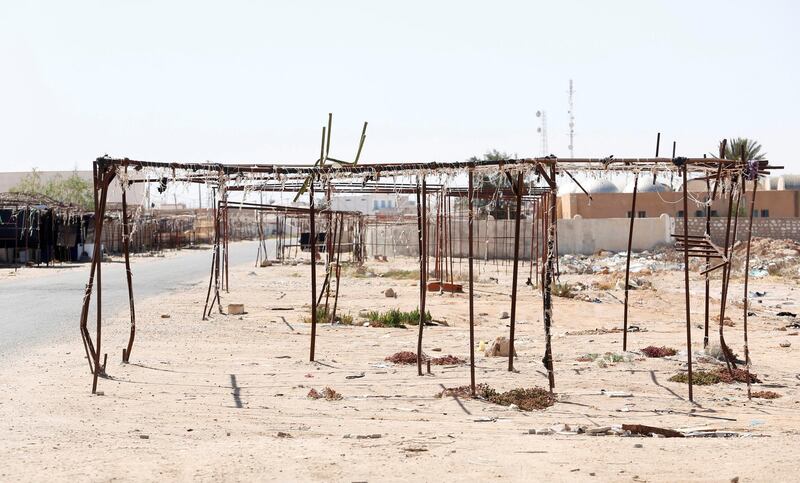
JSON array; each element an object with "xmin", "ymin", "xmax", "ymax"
[{"xmin": 0, "ymin": 241, "xmax": 259, "ymax": 355}]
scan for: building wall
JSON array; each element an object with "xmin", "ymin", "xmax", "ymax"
[
  {"xmin": 367, "ymin": 215, "xmax": 674, "ymax": 258},
  {"xmin": 560, "ymin": 190, "xmax": 800, "ymax": 219},
  {"xmin": 674, "ymin": 217, "xmax": 800, "ymax": 245}
]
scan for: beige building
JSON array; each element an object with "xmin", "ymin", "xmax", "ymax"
[{"xmin": 559, "ymin": 176, "xmax": 800, "ymax": 220}]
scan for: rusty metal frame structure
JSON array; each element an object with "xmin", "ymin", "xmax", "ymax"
[{"xmin": 79, "ymin": 153, "xmax": 779, "ymax": 403}]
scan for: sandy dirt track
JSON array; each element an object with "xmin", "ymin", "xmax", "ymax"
[{"xmin": 2, "ymin": 251, "xmax": 799, "ymax": 482}]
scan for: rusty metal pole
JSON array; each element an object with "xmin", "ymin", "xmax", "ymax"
[
  {"xmin": 622, "ymin": 174, "xmax": 638, "ymax": 352},
  {"xmin": 89, "ymin": 170, "xmax": 112, "ymax": 393},
  {"xmin": 717, "ymin": 175, "xmax": 738, "ymax": 372},
  {"xmin": 542, "ymin": 164, "xmax": 557, "ymax": 392},
  {"xmin": 508, "ymin": 171, "xmax": 524, "ymax": 372},
  {"xmin": 704, "ymin": 177, "xmax": 712, "ymax": 348},
  {"xmin": 742, "ymin": 178, "xmax": 758, "ymax": 399},
  {"xmin": 309, "ymin": 180, "xmax": 318, "ymax": 362},
  {"xmin": 719, "ymin": 178, "xmax": 743, "ymax": 373},
  {"xmin": 417, "ymin": 177, "xmax": 427, "ymax": 376},
  {"xmin": 468, "ymin": 168, "xmax": 476, "ymax": 395},
  {"xmin": 202, "ymin": 189, "xmax": 217, "ymax": 319},
  {"xmin": 681, "ymin": 163, "xmax": 694, "ymax": 402},
  {"xmin": 121, "ymin": 171, "xmax": 137, "ymax": 363}
]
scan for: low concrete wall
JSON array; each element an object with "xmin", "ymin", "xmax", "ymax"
[
  {"xmin": 366, "ymin": 215, "xmax": 674, "ymax": 258},
  {"xmin": 558, "ymin": 215, "xmax": 672, "ymax": 255}
]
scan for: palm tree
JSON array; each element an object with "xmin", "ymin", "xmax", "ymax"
[{"xmin": 723, "ymin": 138, "xmax": 766, "ymax": 162}]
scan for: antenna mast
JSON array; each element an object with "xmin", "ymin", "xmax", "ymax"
[
  {"xmin": 568, "ymin": 79, "xmax": 575, "ymax": 158},
  {"xmin": 536, "ymin": 110, "xmax": 548, "ymax": 157}
]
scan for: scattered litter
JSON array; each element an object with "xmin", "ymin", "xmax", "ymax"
[
  {"xmin": 484, "ymin": 337, "xmax": 516, "ymax": 357},
  {"xmin": 623, "ymin": 424, "xmax": 683, "ymax": 438},
  {"xmin": 345, "ymin": 372, "xmax": 365, "ymax": 379},
  {"xmin": 160, "ymin": 314, "xmax": 171, "ymax": 319},
  {"xmin": 384, "ymin": 288, "xmax": 396, "ymax": 298},
  {"xmin": 498, "ymin": 311, "xmax": 510, "ymax": 320},
  {"xmin": 277, "ymin": 431, "xmax": 292, "ymax": 438},
  {"xmin": 751, "ymin": 390, "xmax": 781, "ymax": 399},
  {"xmin": 474, "ymin": 417, "xmax": 497, "ymax": 423},
  {"xmin": 777, "ymin": 311, "xmax": 797, "ymax": 318},
  {"xmin": 228, "ymin": 304, "xmax": 245, "ymax": 315},
  {"xmin": 779, "ymin": 341, "xmax": 791, "ymax": 348},
  {"xmin": 602, "ymin": 390, "xmax": 633, "ymax": 398}
]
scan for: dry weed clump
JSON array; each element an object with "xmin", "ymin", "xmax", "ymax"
[
  {"xmin": 669, "ymin": 370, "xmax": 720, "ymax": 385},
  {"xmin": 751, "ymin": 390, "xmax": 781, "ymax": 399},
  {"xmin": 385, "ymin": 351, "xmax": 465, "ymax": 365},
  {"xmin": 436, "ymin": 384, "xmax": 555, "ymax": 411},
  {"xmin": 641, "ymin": 346, "xmax": 678, "ymax": 358},
  {"xmin": 669, "ymin": 367, "xmax": 760, "ymax": 385},
  {"xmin": 715, "ymin": 367, "xmax": 760, "ymax": 384},
  {"xmin": 307, "ymin": 387, "xmax": 343, "ymax": 400}
]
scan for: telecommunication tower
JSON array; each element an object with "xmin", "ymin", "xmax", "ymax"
[
  {"xmin": 568, "ymin": 79, "xmax": 575, "ymax": 158},
  {"xmin": 536, "ymin": 110, "xmax": 548, "ymax": 157}
]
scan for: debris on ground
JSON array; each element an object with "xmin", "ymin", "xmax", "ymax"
[
  {"xmin": 622, "ymin": 424, "xmax": 684, "ymax": 438},
  {"xmin": 484, "ymin": 337, "xmax": 517, "ymax": 357},
  {"xmin": 228, "ymin": 304, "xmax": 245, "ymax": 315},
  {"xmin": 383, "ymin": 287, "xmax": 396, "ymax": 298},
  {"xmin": 343, "ymin": 433, "xmax": 382, "ymax": 439},
  {"xmin": 566, "ymin": 327, "xmax": 622, "ymax": 336}
]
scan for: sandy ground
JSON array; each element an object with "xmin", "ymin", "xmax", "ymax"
[{"xmin": 2, "ymin": 250, "xmax": 800, "ymax": 482}]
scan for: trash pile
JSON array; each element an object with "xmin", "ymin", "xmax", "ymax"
[
  {"xmin": 559, "ymin": 248, "xmax": 681, "ymax": 275},
  {"xmin": 732, "ymin": 237, "xmax": 800, "ymax": 278},
  {"xmin": 528, "ymin": 423, "xmax": 753, "ymax": 438}
]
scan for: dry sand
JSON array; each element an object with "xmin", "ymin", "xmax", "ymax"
[{"xmin": 2, "ymin": 249, "xmax": 800, "ymax": 482}]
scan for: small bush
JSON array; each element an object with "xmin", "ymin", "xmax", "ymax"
[
  {"xmin": 303, "ymin": 306, "xmax": 353, "ymax": 325},
  {"xmin": 552, "ymin": 282, "xmax": 576, "ymax": 298},
  {"xmin": 365, "ymin": 308, "xmax": 431, "ymax": 328}
]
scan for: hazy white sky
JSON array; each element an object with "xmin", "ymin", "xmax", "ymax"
[{"xmin": 1, "ymin": 0, "xmax": 797, "ymax": 173}]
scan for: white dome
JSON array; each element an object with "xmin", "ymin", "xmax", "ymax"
[{"xmin": 584, "ymin": 180, "xmax": 620, "ymax": 194}]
